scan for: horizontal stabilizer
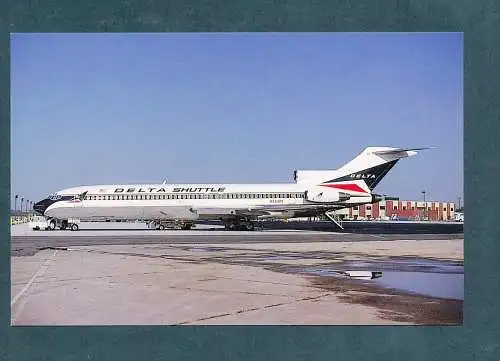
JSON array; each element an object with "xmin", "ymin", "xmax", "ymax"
[{"xmin": 372, "ymin": 147, "xmax": 433, "ymax": 156}]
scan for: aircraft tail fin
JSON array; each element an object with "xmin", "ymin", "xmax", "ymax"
[
  {"xmin": 321, "ymin": 146, "xmax": 431, "ymax": 191},
  {"xmin": 294, "ymin": 147, "xmax": 431, "ymax": 192}
]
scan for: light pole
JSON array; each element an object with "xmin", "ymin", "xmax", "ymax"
[
  {"xmin": 14, "ymin": 194, "xmax": 18, "ymax": 213},
  {"xmin": 422, "ymin": 191, "xmax": 426, "ymax": 220},
  {"xmin": 457, "ymin": 196, "xmax": 461, "ymax": 211},
  {"xmin": 20, "ymin": 197, "xmax": 24, "ymax": 214}
]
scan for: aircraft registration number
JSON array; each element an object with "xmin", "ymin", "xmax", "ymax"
[{"xmin": 270, "ymin": 199, "xmax": 284, "ymax": 203}]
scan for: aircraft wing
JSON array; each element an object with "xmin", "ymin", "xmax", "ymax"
[{"xmin": 222, "ymin": 204, "xmax": 343, "ymax": 218}]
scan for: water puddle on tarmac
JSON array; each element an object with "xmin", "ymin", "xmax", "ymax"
[{"xmin": 294, "ymin": 258, "xmax": 464, "ymax": 301}]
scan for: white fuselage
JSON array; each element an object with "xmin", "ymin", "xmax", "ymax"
[{"xmin": 41, "ymin": 183, "xmax": 371, "ymax": 221}]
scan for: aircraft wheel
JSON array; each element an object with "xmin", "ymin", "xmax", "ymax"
[
  {"xmin": 48, "ymin": 220, "xmax": 56, "ymax": 230},
  {"xmin": 71, "ymin": 223, "xmax": 79, "ymax": 231},
  {"xmin": 158, "ymin": 224, "xmax": 165, "ymax": 230}
]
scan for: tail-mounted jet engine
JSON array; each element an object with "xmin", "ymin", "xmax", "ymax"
[{"xmin": 305, "ymin": 187, "xmax": 351, "ymax": 203}]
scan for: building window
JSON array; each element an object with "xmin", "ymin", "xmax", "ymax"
[
  {"xmin": 393, "ymin": 206, "xmax": 397, "ymax": 210},
  {"xmin": 403, "ymin": 206, "xmax": 406, "ymax": 210},
  {"xmin": 380, "ymin": 206, "xmax": 385, "ymax": 210}
]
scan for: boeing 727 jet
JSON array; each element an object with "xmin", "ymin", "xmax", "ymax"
[{"xmin": 33, "ymin": 146, "xmax": 428, "ymax": 231}]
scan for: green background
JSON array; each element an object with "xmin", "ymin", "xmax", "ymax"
[{"xmin": 2, "ymin": 0, "xmax": 498, "ymax": 360}]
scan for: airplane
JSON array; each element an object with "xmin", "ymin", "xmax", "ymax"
[{"xmin": 32, "ymin": 146, "xmax": 428, "ymax": 231}]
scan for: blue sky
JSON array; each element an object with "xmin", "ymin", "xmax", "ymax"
[{"xmin": 11, "ymin": 33, "xmax": 463, "ymax": 207}]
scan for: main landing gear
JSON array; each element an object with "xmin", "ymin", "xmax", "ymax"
[{"xmin": 223, "ymin": 218, "xmax": 255, "ymax": 231}]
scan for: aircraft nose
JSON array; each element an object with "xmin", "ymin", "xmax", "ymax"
[{"xmin": 33, "ymin": 200, "xmax": 48, "ymax": 215}]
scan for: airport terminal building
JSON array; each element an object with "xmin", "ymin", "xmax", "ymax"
[{"xmin": 339, "ymin": 200, "xmax": 456, "ymax": 221}]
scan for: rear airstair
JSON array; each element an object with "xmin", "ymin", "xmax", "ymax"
[{"xmin": 324, "ymin": 211, "xmax": 344, "ymax": 230}]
